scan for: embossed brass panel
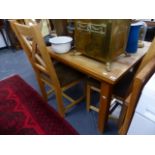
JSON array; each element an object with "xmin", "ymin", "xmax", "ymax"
[{"xmin": 75, "ymin": 19, "xmax": 131, "ymax": 65}]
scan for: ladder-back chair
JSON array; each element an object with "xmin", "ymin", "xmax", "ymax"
[{"xmin": 10, "ymin": 20, "xmax": 85, "ymax": 117}]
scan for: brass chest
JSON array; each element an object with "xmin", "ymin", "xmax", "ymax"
[{"xmin": 74, "ymin": 19, "xmax": 131, "ymax": 69}]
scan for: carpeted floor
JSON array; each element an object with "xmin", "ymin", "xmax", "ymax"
[{"xmin": 0, "ymin": 48, "xmax": 121, "ymax": 135}]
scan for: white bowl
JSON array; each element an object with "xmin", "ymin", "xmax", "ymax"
[{"xmin": 49, "ymin": 36, "xmax": 73, "ymax": 54}]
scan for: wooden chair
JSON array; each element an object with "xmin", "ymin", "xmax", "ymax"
[
  {"xmin": 10, "ymin": 20, "xmax": 85, "ymax": 117},
  {"xmin": 86, "ymin": 38, "xmax": 155, "ymax": 131},
  {"xmin": 119, "ymin": 57, "xmax": 155, "ymax": 134}
]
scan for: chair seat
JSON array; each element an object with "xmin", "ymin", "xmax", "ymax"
[
  {"xmin": 42, "ymin": 62, "xmax": 85, "ymax": 87},
  {"xmin": 87, "ymin": 77, "xmax": 101, "ymax": 88},
  {"xmin": 113, "ymin": 71, "xmax": 135, "ymax": 98},
  {"xmin": 56, "ymin": 62, "xmax": 85, "ymax": 87},
  {"xmin": 87, "ymin": 70, "xmax": 135, "ymax": 99}
]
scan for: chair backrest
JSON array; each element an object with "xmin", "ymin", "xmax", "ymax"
[
  {"xmin": 130, "ymin": 38, "xmax": 155, "ymax": 103},
  {"xmin": 24, "ymin": 19, "xmax": 36, "ymax": 25},
  {"xmin": 125, "ymin": 38, "xmax": 155, "ymax": 96},
  {"xmin": 131, "ymin": 56, "xmax": 155, "ymax": 110},
  {"xmin": 24, "ymin": 19, "xmax": 52, "ymax": 37},
  {"xmin": 10, "ymin": 20, "xmax": 60, "ymax": 88},
  {"xmin": 136, "ymin": 37, "xmax": 155, "ymax": 74}
]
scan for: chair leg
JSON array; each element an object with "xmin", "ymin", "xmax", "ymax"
[
  {"xmin": 55, "ymin": 88, "xmax": 65, "ymax": 117},
  {"xmin": 86, "ymin": 84, "xmax": 91, "ymax": 111},
  {"xmin": 83, "ymin": 79, "xmax": 87, "ymax": 97},
  {"xmin": 36, "ymin": 76, "xmax": 48, "ymax": 101},
  {"xmin": 118, "ymin": 104, "xmax": 128, "ymax": 130}
]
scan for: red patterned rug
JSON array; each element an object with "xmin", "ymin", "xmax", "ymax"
[{"xmin": 0, "ymin": 75, "xmax": 78, "ymax": 135}]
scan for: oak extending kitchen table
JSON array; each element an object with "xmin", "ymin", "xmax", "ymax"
[{"xmin": 48, "ymin": 41, "xmax": 151, "ymax": 133}]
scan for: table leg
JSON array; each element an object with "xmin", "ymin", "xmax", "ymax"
[{"xmin": 98, "ymin": 82, "xmax": 113, "ymax": 133}]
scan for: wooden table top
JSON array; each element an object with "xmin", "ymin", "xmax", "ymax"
[{"xmin": 48, "ymin": 41, "xmax": 151, "ymax": 85}]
